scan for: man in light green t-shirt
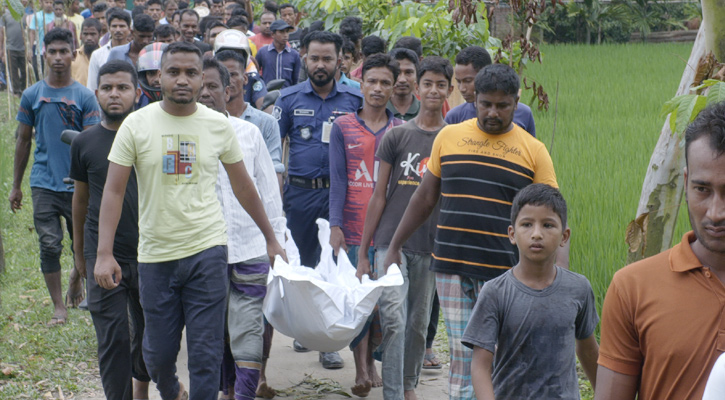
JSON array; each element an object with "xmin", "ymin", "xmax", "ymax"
[{"xmin": 95, "ymin": 41, "xmax": 285, "ymax": 400}]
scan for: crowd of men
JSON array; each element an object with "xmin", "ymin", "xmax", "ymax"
[{"xmin": 4, "ymin": 0, "xmax": 725, "ymax": 400}]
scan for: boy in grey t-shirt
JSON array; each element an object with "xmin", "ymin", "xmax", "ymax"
[{"xmin": 462, "ymin": 184, "xmax": 599, "ymax": 399}]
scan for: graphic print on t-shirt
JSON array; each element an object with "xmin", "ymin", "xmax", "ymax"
[
  {"xmin": 161, "ymin": 134, "xmax": 199, "ymax": 185},
  {"xmin": 398, "ymin": 152, "xmax": 429, "ymax": 186}
]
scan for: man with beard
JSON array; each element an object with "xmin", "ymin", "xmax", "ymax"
[
  {"xmin": 96, "ymin": 41, "xmax": 285, "ymax": 400},
  {"xmin": 146, "ymin": 0, "xmax": 164, "ymax": 26},
  {"xmin": 197, "ymin": 57, "xmax": 285, "ymax": 400},
  {"xmin": 273, "ymin": 30, "xmax": 363, "ymax": 370},
  {"xmin": 379, "ymin": 64, "xmax": 557, "ymax": 399},
  {"xmin": 595, "ymin": 102, "xmax": 725, "ymax": 399},
  {"xmin": 10, "ymin": 28, "xmax": 101, "ymax": 326},
  {"xmin": 107, "ymin": 13, "xmax": 155, "ymax": 66},
  {"xmin": 87, "ymin": 9, "xmax": 131, "ymax": 91},
  {"xmin": 72, "ymin": 18, "xmax": 101, "ymax": 87},
  {"xmin": 70, "ymin": 59, "xmax": 151, "ymax": 400}
]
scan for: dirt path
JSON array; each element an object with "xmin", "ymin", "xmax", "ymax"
[{"xmin": 77, "ymin": 329, "xmax": 449, "ymax": 399}]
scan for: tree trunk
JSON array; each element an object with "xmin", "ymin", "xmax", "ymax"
[
  {"xmin": 627, "ymin": 26, "xmax": 706, "ymax": 264},
  {"xmin": 702, "ymin": 0, "xmax": 725, "ymax": 61}
]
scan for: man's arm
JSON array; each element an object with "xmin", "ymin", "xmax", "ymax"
[
  {"xmin": 223, "ymin": 160, "xmax": 286, "ymax": 265},
  {"xmin": 95, "ymin": 162, "xmax": 132, "ymax": 289},
  {"xmin": 576, "ymin": 334, "xmax": 600, "ymax": 390},
  {"xmin": 328, "ymin": 123, "xmax": 346, "ymax": 256},
  {"xmin": 9, "ymin": 122, "xmax": 33, "ymax": 212},
  {"xmin": 72, "ymin": 181, "xmax": 90, "ymax": 278},
  {"xmin": 593, "ymin": 366, "xmax": 638, "ymax": 400},
  {"xmin": 356, "ymin": 160, "xmax": 391, "ymax": 280},
  {"xmin": 471, "ymin": 347, "xmax": 495, "ymax": 400},
  {"xmin": 382, "ymin": 171, "xmax": 440, "ymax": 269}
]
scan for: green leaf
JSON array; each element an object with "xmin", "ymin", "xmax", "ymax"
[
  {"xmin": 674, "ymin": 94, "xmax": 707, "ymax": 135},
  {"xmin": 660, "ymin": 95, "xmax": 682, "ymax": 120},
  {"xmin": 706, "ymin": 82, "xmax": 725, "ymax": 105},
  {"xmin": 691, "ymin": 79, "xmax": 721, "ymax": 92},
  {"xmin": 6, "ymin": 0, "xmax": 24, "ymax": 21}
]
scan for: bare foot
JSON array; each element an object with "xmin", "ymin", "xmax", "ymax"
[
  {"xmin": 175, "ymin": 382, "xmax": 187, "ymax": 400},
  {"xmin": 133, "ymin": 378, "xmax": 150, "ymax": 399},
  {"xmin": 351, "ymin": 379, "xmax": 371, "ymax": 397},
  {"xmin": 256, "ymin": 381, "xmax": 276, "ymax": 399},
  {"xmin": 367, "ymin": 363, "xmax": 382, "ymax": 388},
  {"xmin": 404, "ymin": 389, "xmax": 418, "ymax": 400},
  {"xmin": 65, "ymin": 268, "xmax": 85, "ymax": 308},
  {"xmin": 47, "ymin": 315, "xmax": 66, "ymax": 326}
]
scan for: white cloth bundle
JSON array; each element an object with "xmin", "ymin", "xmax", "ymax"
[{"xmin": 263, "ymin": 219, "xmax": 403, "ymax": 352}]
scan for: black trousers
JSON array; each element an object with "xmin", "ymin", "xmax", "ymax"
[
  {"xmin": 5, "ymin": 49, "xmax": 26, "ymax": 95},
  {"xmin": 86, "ymin": 258, "xmax": 150, "ymax": 400}
]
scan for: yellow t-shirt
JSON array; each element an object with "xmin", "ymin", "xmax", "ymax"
[
  {"xmin": 426, "ymin": 118, "xmax": 558, "ymax": 280},
  {"xmin": 108, "ymin": 102, "xmax": 244, "ymax": 263},
  {"xmin": 68, "ymin": 14, "xmax": 84, "ymax": 45}
]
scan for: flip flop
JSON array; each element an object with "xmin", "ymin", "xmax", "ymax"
[
  {"xmin": 422, "ymin": 353, "xmax": 442, "ymax": 370},
  {"xmin": 47, "ymin": 317, "xmax": 66, "ymax": 327}
]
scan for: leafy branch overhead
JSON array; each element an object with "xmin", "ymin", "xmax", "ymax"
[
  {"xmin": 660, "ymin": 52, "xmax": 725, "ymax": 135},
  {"xmin": 4, "ymin": 0, "xmax": 25, "ymax": 21}
]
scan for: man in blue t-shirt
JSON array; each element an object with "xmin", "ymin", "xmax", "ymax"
[
  {"xmin": 445, "ymin": 46, "xmax": 536, "ymax": 137},
  {"xmin": 9, "ymin": 28, "xmax": 101, "ymax": 326}
]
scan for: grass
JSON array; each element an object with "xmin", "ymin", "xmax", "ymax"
[
  {"xmin": 0, "ymin": 42, "xmax": 697, "ymax": 398},
  {"xmin": 526, "ymin": 42, "xmax": 694, "ymax": 313},
  {"xmin": 0, "ymin": 95, "xmax": 103, "ymax": 399}
]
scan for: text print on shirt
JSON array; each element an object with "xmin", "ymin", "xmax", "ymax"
[{"xmin": 399, "ymin": 152, "xmax": 429, "ymax": 186}]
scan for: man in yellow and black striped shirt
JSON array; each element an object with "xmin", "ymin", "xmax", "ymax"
[{"xmin": 381, "ymin": 63, "xmax": 557, "ymax": 400}]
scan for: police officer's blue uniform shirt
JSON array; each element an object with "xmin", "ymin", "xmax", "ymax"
[
  {"xmin": 275, "ymin": 79, "xmax": 363, "ymax": 179},
  {"xmin": 245, "ymin": 71, "xmax": 268, "ymax": 106}
]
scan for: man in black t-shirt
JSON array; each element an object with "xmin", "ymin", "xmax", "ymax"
[{"xmin": 69, "ymin": 60, "xmax": 150, "ymax": 400}]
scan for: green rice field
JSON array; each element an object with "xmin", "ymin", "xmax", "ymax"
[{"xmin": 526, "ymin": 43, "xmax": 694, "ymax": 312}]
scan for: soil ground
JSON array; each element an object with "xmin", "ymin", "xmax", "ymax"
[{"xmin": 76, "ymin": 329, "xmax": 450, "ymax": 399}]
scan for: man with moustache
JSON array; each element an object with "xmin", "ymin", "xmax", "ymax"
[
  {"xmin": 87, "ymin": 9, "xmax": 131, "ymax": 91},
  {"xmin": 72, "ymin": 18, "xmax": 102, "ymax": 86},
  {"xmin": 107, "ymin": 13, "xmax": 155, "ymax": 66},
  {"xmin": 96, "ymin": 41, "xmax": 284, "ymax": 400},
  {"xmin": 273, "ymin": 30, "xmax": 363, "ymax": 369},
  {"xmin": 595, "ymin": 102, "xmax": 725, "ymax": 399},
  {"xmin": 70, "ymin": 59, "xmax": 151, "ymax": 400}
]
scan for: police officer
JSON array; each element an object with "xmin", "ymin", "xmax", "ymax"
[{"xmin": 274, "ymin": 30, "xmax": 363, "ymax": 369}]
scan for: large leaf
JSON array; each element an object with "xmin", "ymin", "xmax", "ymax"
[
  {"xmin": 674, "ymin": 94, "xmax": 707, "ymax": 135},
  {"xmin": 5, "ymin": 0, "xmax": 24, "ymax": 21},
  {"xmin": 706, "ymin": 82, "xmax": 725, "ymax": 105}
]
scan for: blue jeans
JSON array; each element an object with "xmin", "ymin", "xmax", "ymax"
[
  {"xmin": 374, "ymin": 247, "xmax": 436, "ymax": 399},
  {"xmin": 139, "ymin": 245, "xmax": 228, "ymax": 400}
]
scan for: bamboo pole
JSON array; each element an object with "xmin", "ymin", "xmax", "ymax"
[{"xmin": 3, "ymin": 26, "xmax": 11, "ymax": 120}]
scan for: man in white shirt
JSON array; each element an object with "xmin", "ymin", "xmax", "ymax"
[
  {"xmin": 87, "ymin": 9, "xmax": 130, "ymax": 91},
  {"xmin": 199, "ymin": 57, "xmax": 286, "ymax": 400}
]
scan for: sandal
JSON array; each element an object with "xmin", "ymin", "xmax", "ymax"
[{"xmin": 422, "ymin": 352, "xmax": 442, "ymax": 370}]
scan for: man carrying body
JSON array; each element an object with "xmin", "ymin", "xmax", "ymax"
[
  {"xmin": 274, "ymin": 30, "xmax": 363, "ymax": 369},
  {"xmin": 329, "ymin": 53, "xmax": 403, "ymax": 397},
  {"xmin": 445, "ymin": 46, "xmax": 536, "ymax": 136},
  {"xmin": 381, "ymin": 64, "xmax": 558, "ymax": 399},
  {"xmin": 71, "ymin": 17, "xmax": 101, "ymax": 86},
  {"xmin": 107, "ymin": 13, "xmax": 155, "ymax": 66},
  {"xmin": 595, "ymin": 102, "xmax": 725, "ymax": 399},
  {"xmin": 357, "ymin": 56, "xmax": 454, "ymax": 400},
  {"xmin": 70, "ymin": 59, "xmax": 151, "ymax": 400},
  {"xmin": 255, "ymin": 19, "xmax": 300, "ymax": 89},
  {"xmin": 197, "ymin": 57, "xmax": 285, "ymax": 400},
  {"xmin": 96, "ymin": 41, "xmax": 285, "ymax": 400},
  {"xmin": 10, "ymin": 28, "xmax": 101, "ymax": 326},
  {"xmin": 87, "ymin": 9, "xmax": 130, "ymax": 91},
  {"xmin": 387, "ymin": 48, "xmax": 419, "ymax": 122}
]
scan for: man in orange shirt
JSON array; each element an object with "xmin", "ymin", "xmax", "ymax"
[{"xmin": 595, "ymin": 102, "xmax": 725, "ymax": 400}]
